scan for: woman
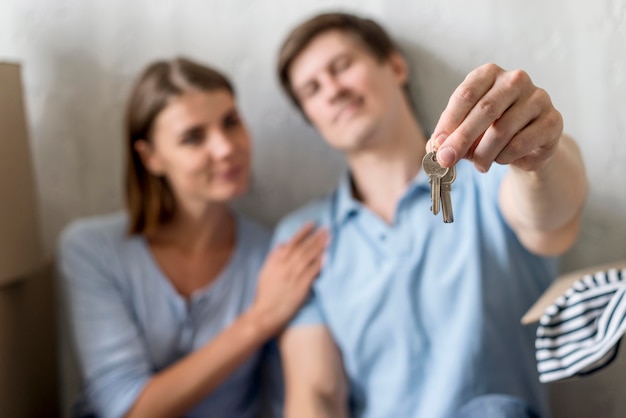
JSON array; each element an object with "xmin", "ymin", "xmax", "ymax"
[{"xmin": 59, "ymin": 57, "xmax": 327, "ymax": 418}]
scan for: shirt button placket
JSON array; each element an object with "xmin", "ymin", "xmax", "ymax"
[{"xmin": 178, "ymin": 311, "xmax": 195, "ymax": 355}]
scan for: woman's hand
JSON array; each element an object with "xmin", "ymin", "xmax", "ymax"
[{"xmin": 249, "ymin": 223, "xmax": 329, "ymax": 337}]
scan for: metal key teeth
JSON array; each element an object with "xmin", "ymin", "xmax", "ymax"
[
  {"xmin": 422, "ymin": 152, "xmax": 448, "ymax": 216},
  {"xmin": 440, "ymin": 165, "xmax": 456, "ymax": 223}
]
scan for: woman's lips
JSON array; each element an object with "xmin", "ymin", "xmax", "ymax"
[{"xmin": 215, "ymin": 165, "xmax": 243, "ymax": 181}]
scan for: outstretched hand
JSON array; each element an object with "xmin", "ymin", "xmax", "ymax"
[{"xmin": 427, "ymin": 63, "xmax": 563, "ymax": 173}]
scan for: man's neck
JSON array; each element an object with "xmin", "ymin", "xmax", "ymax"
[{"xmin": 347, "ymin": 113, "xmax": 427, "ymax": 224}]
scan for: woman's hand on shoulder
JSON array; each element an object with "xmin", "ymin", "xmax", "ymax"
[{"xmin": 249, "ymin": 223, "xmax": 328, "ymax": 338}]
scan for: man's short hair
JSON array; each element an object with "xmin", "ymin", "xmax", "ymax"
[{"xmin": 277, "ymin": 12, "xmax": 400, "ymax": 113}]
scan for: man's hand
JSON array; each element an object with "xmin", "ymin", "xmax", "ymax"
[{"xmin": 429, "ymin": 63, "xmax": 563, "ymax": 173}]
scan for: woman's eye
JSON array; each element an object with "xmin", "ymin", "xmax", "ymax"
[
  {"xmin": 224, "ymin": 114, "xmax": 241, "ymax": 129},
  {"xmin": 181, "ymin": 129, "xmax": 204, "ymax": 145}
]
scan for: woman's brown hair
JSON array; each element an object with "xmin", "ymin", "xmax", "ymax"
[{"xmin": 124, "ymin": 57, "xmax": 233, "ymax": 235}]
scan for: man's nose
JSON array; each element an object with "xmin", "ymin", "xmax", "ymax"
[{"xmin": 321, "ymin": 75, "xmax": 348, "ymax": 104}]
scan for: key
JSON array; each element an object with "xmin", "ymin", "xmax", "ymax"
[
  {"xmin": 422, "ymin": 152, "xmax": 448, "ymax": 215},
  {"xmin": 423, "ymin": 152, "xmax": 448, "ymax": 215},
  {"xmin": 440, "ymin": 165, "xmax": 456, "ymax": 223}
]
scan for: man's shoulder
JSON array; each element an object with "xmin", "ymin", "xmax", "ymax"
[{"xmin": 273, "ymin": 195, "xmax": 335, "ymax": 244}]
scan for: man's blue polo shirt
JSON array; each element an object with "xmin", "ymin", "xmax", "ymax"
[{"xmin": 272, "ymin": 160, "xmax": 556, "ymax": 418}]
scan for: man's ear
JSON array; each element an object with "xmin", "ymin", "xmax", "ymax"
[
  {"xmin": 134, "ymin": 139, "xmax": 164, "ymax": 176},
  {"xmin": 388, "ymin": 51, "xmax": 409, "ymax": 86}
]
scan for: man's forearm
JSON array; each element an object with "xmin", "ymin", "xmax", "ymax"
[
  {"xmin": 285, "ymin": 390, "xmax": 349, "ymax": 418},
  {"xmin": 281, "ymin": 325, "xmax": 349, "ymax": 418},
  {"xmin": 500, "ymin": 133, "xmax": 588, "ymax": 254}
]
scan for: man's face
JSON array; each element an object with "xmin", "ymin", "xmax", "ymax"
[{"xmin": 289, "ymin": 30, "xmax": 408, "ymax": 153}]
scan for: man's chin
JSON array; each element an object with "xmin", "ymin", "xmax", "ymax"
[{"xmin": 330, "ymin": 125, "xmax": 376, "ymax": 152}]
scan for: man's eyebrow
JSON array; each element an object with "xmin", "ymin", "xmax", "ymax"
[
  {"xmin": 295, "ymin": 79, "xmax": 316, "ymax": 93},
  {"xmin": 293, "ymin": 51, "xmax": 350, "ymax": 92},
  {"xmin": 328, "ymin": 51, "xmax": 351, "ymax": 66}
]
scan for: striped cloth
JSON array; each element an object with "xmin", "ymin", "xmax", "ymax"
[{"xmin": 536, "ymin": 268, "xmax": 626, "ymax": 383}]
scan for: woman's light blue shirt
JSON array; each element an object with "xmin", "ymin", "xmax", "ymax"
[{"xmin": 59, "ymin": 212, "xmax": 281, "ymax": 418}]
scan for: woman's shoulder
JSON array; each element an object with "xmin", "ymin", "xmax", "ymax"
[
  {"xmin": 59, "ymin": 211, "xmax": 130, "ymax": 252},
  {"xmin": 57, "ymin": 212, "xmax": 137, "ymax": 287}
]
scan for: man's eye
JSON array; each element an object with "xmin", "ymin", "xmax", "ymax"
[
  {"xmin": 300, "ymin": 83, "xmax": 319, "ymax": 99},
  {"xmin": 332, "ymin": 57, "xmax": 351, "ymax": 73}
]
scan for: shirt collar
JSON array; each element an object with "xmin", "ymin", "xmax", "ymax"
[
  {"xmin": 333, "ymin": 164, "xmax": 432, "ymax": 226},
  {"xmin": 334, "ymin": 171, "xmax": 361, "ymax": 225}
]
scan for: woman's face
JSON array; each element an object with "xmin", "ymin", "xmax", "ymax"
[{"xmin": 137, "ymin": 89, "xmax": 251, "ymax": 207}]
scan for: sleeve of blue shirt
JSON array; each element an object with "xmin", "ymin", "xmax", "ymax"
[
  {"xmin": 59, "ymin": 221, "xmax": 151, "ymax": 418},
  {"xmin": 479, "ymin": 162, "xmax": 509, "ymax": 204},
  {"xmin": 271, "ymin": 205, "xmax": 330, "ymax": 328},
  {"xmin": 465, "ymin": 160, "xmax": 510, "ymax": 217}
]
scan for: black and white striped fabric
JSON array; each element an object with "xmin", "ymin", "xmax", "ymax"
[{"xmin": 536, "ymin": 268, "xmax": 626, "ymax": 383}]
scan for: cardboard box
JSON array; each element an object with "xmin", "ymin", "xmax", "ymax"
[
  {"xmin": 0, "ymin": 62, "xmax": 42, "ymax": 287},
  {"xmin": 521, "ymin": 259, "xmax": 626, "ymax": 325},
  {"xmin": 0, "ymin": 262, "xmax": 60, "ymax": 417}
]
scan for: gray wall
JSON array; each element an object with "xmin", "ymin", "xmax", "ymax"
[{"xmin": 1, "ymin": 1, "xmax": 625, "ymax": 417}]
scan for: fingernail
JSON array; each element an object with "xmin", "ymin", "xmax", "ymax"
[
  {"xmin": 437, "ymin": 147, "xmax": 455, "ymax": 166},
  {"xmin": 436, "ymin": 134, "xmax": 447, "ymax": 146}
]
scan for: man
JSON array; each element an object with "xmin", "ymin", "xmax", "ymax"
[{"xmin": 272, "ymin": 12, "xmax": 587, "ymax": 418}]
